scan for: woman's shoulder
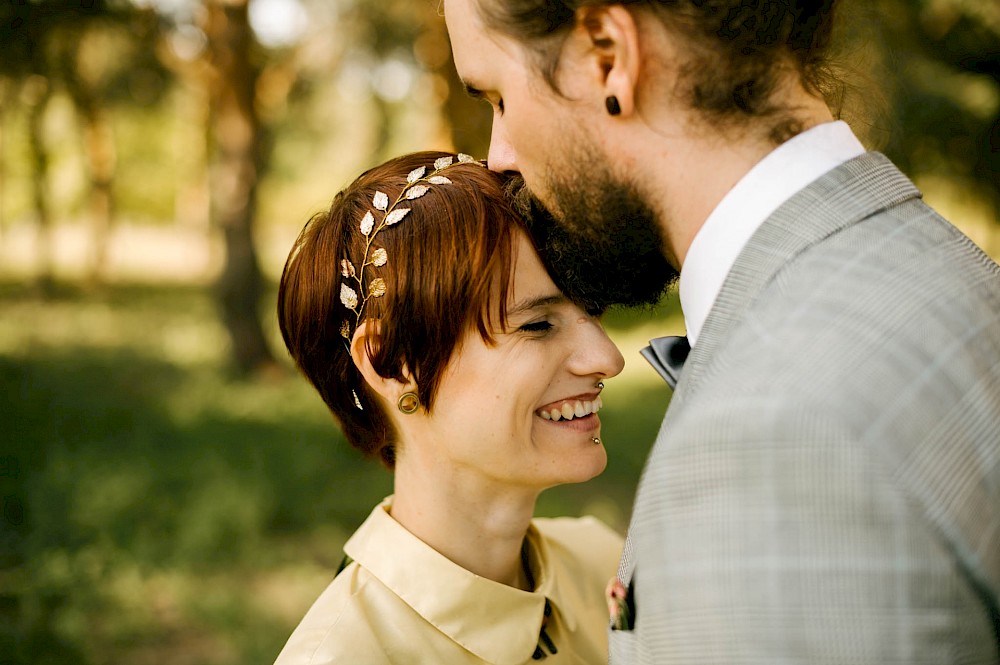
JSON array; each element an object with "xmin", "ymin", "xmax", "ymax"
[
  {"xmin": 272, "ymin": 561, "xmax": 392, "ymax": 665},
  {"xmin": 532, "ymin": 514, "xmax": 624, "ymax": 578}
]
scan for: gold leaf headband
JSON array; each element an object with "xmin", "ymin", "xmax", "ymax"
[{"xmin": 339, "ymin": 153, "xmax": 483, "ymax": 344}]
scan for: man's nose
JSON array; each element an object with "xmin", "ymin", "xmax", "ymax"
[{"xmin": 487, "ymin": 116, "xmax": 518, "ymax": 173}]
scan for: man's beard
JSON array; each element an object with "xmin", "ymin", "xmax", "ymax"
[{"xmin": 508, "ymin": 163, "xmax": 679, "ymax": 314}]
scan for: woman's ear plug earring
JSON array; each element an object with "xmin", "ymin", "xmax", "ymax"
[
  {"xmin": 592, "ymin": 437, "xmax": 602, "ymax": 445},
  {"xmin": 605, "ymin": 96, "xmax": 621, "ymax": 116},
  {"xmin": 596, "ymin": 381, "xmax": 605, "ymax": 390},
  {"xmin": 397, "ymin": 391, "xmax": 420, "ymax": 414}
]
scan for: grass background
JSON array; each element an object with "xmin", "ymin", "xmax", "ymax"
[{"xmin": 0, "ymin": 280, "xmax": 682, "ymax": 665}]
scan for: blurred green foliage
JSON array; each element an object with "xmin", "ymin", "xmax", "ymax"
[{"xmin": 0, "ymin": 282, "xmax": 389, "ymax": 663}]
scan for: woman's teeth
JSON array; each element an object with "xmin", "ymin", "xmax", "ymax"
[{"xmin": 539, "ymin": 396, "xmax": 604, "ymax": 422}]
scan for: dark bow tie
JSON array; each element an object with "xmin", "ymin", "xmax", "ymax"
[{"xmin": 640, "ymin": 335, "xmax": 690, "ymax": 389}]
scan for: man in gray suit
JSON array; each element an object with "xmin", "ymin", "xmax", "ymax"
[{"xmin": 444, "ymin": 0, "xmax": 1000, "ymax": 662}]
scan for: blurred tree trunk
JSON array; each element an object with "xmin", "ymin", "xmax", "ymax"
[
  {"xmin": 25, "ymin": 76, "xmax": 55, "ymax": 293},
  {"xmin": 372, "ymin": 95, "xmax": 394, "ymax": 162},
  {"xmin": 58, "ymin": 29, "xmax": 118, "ymax": 287},
  {"xmin": 80, "ymin": 107, "xmax": 115, "ymax": 286},
  {"xmin": 0, "ymin": 79, "xmax": 8, "ymax": 241},
  {"xmin": 204, "ymin": 0, "xmax": 274, "ymax": 375},
  {"xmin": 175, "ymin": 83, "xmax": 211, "ymax": 231}
]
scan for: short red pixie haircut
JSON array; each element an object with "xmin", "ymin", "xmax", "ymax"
[{"xmin": 277, "ymin": 152, "xmax": 523, "ymax": 468}]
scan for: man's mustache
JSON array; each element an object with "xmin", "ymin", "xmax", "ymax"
[
  {"xmin": 503, "ymin": 173, "xmax": 536, "ymax": 219},
  {"xmin": 503, "ymin": 174, "xmax": 560, "ymax": 235}
]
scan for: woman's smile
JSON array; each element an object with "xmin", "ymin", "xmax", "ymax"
[
  {"xmin": 534, "ymin": 392, "xmax": 605, "ymax": 435},
  {"xmin": 535, "ymin": 393, "xmax": 604, "ymax": 422},
  {"xmin": 537, "ymin": 410, "xmax": 601, "ymax": 434}
]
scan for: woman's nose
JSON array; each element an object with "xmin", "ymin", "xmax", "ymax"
[
  {"xmin": 574, "ymin": 319, "xmax": 625, "ymax": 380},
  {"xmin": 487, "ymin": 115, "xmax": 518, "ymax": 174}
]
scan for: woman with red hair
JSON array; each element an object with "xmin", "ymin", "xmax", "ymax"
[{"xmin": 275, "ymin": 152, "xmax": 625, "ymax": 664}]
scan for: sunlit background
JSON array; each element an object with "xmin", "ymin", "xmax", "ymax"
[{"xmin": 1, "ymin": 0, "xmax": 997, "ymax": 663}]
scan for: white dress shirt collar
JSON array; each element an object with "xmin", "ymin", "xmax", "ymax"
[{"xmin": 679, "ymin": 120, "xmax": 865, "ymax": 347}]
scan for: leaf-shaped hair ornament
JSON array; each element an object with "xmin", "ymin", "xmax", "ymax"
[
  {"xmin": 338, "ymin": 155, "xmax": 485, "ymax": 410},
  {"xmin": 405, "ymin": 185, "xmax": 429, "ymax": 200},
  {"xmin": 340, "ymin": 283, "xmax": 359, "ymax": 310},
  {"xmin": 360, "ymin": 211, "xmax": 374, "ymax": 236},
  {"xmin": 384, "ymin": 208, "xmax": 410, "ymax": 226}
]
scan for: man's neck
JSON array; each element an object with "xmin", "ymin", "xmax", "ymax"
[
  {"xmin": 677, "ymin": 119, "xmax": 866, "ymax": 346},
  {"xmin": 627, "ymin": 94, "xmax": 836, "ymax": 268}
]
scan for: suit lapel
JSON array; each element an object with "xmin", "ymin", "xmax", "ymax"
[
  {"xmin": 617, "ymin": 153, "xmax": 923, "ymax": 593},
  {"xmin": 681, "ymin": 152, "xmax": 921, "ymax": 397}
]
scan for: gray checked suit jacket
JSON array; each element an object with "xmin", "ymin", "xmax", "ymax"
[{"xmin": 610, "ymin": 153, "xmax": 1000, "ymax": 664}]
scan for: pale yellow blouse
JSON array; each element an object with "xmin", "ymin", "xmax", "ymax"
[{"xmin": 273, "ymin": 497, "xmax": 623, "ymax": 665}]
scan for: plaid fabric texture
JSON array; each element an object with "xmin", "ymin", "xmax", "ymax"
[{"xmin": 611, "ymin": 153, "xmax": 1000, "ymax": 664}]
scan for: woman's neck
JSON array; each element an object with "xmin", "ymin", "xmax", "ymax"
[{"xmin": 390, "ymin": 457, "xmax": 539, "ymax": 590}]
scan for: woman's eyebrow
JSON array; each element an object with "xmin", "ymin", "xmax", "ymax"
[{"xmin": 508, "ymin": 294, "xmax": 566, "ymax": 316}]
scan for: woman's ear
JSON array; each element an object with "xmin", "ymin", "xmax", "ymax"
[
  {"xmin": 574, "ymin": 4, "xmax": 641, "ymax": 117},
  {"xmin": 350, "ymin": 320, "xmax": 412, "ymax": 406}
]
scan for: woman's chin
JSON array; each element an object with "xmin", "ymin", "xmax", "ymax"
[{"xmin": 556, "ymin": 444, "xmax": 608, "ymax": 486}]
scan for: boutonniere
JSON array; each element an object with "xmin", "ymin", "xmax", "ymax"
[{"xmin": 606, "ymin": 577, "xmax": 634, "ymax": 631}]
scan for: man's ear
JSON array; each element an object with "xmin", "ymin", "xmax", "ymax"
[
  {"xmin": 350, "ymin": 320, "xmax": 412, "ymax": 406},
  {"xmin": 574, "ymin": 5, "xmax": 642, "ymax": 117}
]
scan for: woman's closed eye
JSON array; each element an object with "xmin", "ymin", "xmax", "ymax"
[{"xmin": 518, "ymin": 319, "xmax": 553, "ymax": 334}]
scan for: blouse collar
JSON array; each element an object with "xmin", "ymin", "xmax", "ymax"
[{"xmin": 344, "ymin": 497, "xmax": 574, "ymax": 665}]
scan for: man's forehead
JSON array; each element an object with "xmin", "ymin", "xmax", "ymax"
[
  {"xmin": 443, "ymin": 0, "xmax": 484, "ymax": 39},
  {"xmin": 445, "ymin": 0, "xmax": 524, "ymax": 80},
  {"xmin": 447, "ymin": 0, "xmax": 521, "ymax": 54}
]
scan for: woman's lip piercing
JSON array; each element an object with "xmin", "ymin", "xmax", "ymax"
[{"xmin": 593, "ymin": 383, "xmax": 605, "ymax": 444}]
